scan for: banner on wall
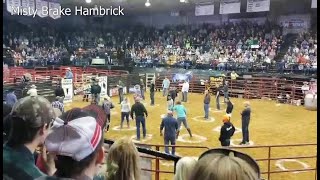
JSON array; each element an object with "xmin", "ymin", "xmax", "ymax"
[
  {"xmin": 21, "ymin": 0, "xmax": 35, "ymax": 16},
  {"xmin": 209, "ymin": 76, "xmax": 224, "ymax": 88},
  {"xmin": 278, "ymin": 14, "xmax": 310, "ymax": 34},
  {"xmin": 246, "ymin": 0, "xmax": 270, "ymax": 12},
  {"xmin": 48, "ymin": 2, "xmax": 61, "ymax": 19},
  {"xmin": 6, "ymin": 0, "xmax": 21, "ymax": 14},
  {"xmin": 61, "ymin": 79, "xmax": 73, "ymax": 103},
  {"xmin": 220, "ymin": 0, "xmax": 241, "ymax": 14},
  {"xmin": 35, "ymin": 0, "xmax": 48, "ymax": 17},
  {"xmin": 311, "ymin": 0, "xmax": 317, "ymax": 8},
  {"xmin": 98, "ymin": 76, "xmax": 108, "ymax": 97},
  {"xmin": 195, "ymin": 4, "xmax": 214, "ymax": 16}
]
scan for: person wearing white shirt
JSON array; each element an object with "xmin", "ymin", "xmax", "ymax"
[
  {"xmin": 27, "ymin": 84, "xmax": 38, "ymax": 97},
  {"xmin": 120, "ymin": 97, "xmax": 131, "ymax": 129},
  {"xmin": 181, "ymin": 81, "xmax": 189, "ymax": 102}
]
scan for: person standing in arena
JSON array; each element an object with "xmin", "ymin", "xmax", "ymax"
[
  {"xmin": 162, "ymin": 76, "xmax": 170, "ymax": 97},
  {"xmin": 64, "ymin": 67, "xmax": 73, "ymax": 79},
  {"xmin": 27, "ymin": 84, "xmax": 38, "ymax": 97},
  {"xmin": 203, "ymin": 90, "xmax": 211, "ymax": 119},
  {"xmin": 140, "ymin": 78, "xmax": 145, "ymax": 100},
  {"xmin": 216, "ymin": 86, "xmax": 222, "ymax": 110},
  {"xmin": 102, "ymin": 96, "xmax": 114, "ymax": 131},
  {"xmin": 91, "ymin": 79, "xmax": 101, "ymax": 105},
  {"xmin": 169, "ymin": 86, "xmax": 178, "ymax": 104},
  {"xmin": 223, "ymin": 81, "xmax": 229, "ymax": 103},
  {"xmin": 181, "ymin": 80, "xmax": 189, "ymax": 102},
  {"xmin": 150, "ymin": 79, "xmax": 155, "ymax": 106},
  {"xmin": 130, "ymin": 97, "xmax": 148, "ymax": 141},
  {"xmin": 117, "ymin": 80, "xmax": 125, "ymax": 104},
  {"xmin": 173, "ymin": 101, "xmax": 192, "ymax": 138},
  {"xmin": 219, "ymin": 115, "xmax": 235, "ymax": 146},
  {"xmin": 54, "ymin": 82, "xmax": 65, "ymax": 101},
  {"xmin": 160, "ymin": 110, "xmax": 179, "ymax": 155},
  {"xmin": 240, "ymin": 101, "xmax": 251, "ymax": 145},
  {"xmin": 167, "ymin": 95, "xmax": 174, "ymax": 111},
  {"xmin": 225, "ymin": 98, "xmax": 234, "ymax": 118},
  {"xmin": 120, "ymin": 97, "xmax": 131, "ymax": 129}
]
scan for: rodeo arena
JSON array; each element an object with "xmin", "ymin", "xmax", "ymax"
[{"xmin": 2, "ymin": 0, "xmax": 318, "ymax": 180}]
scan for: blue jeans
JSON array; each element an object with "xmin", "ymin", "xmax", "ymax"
[
  {"xmin": 224, "ymin": 92, "xmax": 229, "ymax": 102},
  {"xmin": 164, "ymin": 136, "xmax": 176, "ymax": 155},
  {"xmin": 136, "ymin": 116, "xmax": 146, "ymax": 140},
  {"xmin": 141, "ymin": 89, "xmax": 145, "ymax": 100},
  {"xmin": 121, "ymin": 112, "xmax": 129, "ymax": 128},
  {"xmin": 204, "ymin": 103, "xmax": 209, "ymax": 119},
  {"xmin": 163, "ymin": 88, "xmax": 168, "ymax": 97}
]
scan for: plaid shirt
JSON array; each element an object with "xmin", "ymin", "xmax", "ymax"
[
  {"xmin": 51, "ymin": 101, "xmax": 64, "ymax": 113},
  {"xmin": 3, "ymin": 144, "xmax": 45, "ymax": 180}
]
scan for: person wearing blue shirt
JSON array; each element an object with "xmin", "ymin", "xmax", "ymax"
[
  {"xmin": 5, "ymin": 89, "xmax": 17, "ymax": 108},
  {"xmin": 65, "ymin": 67, "xmax": 73, "ymax": 79},
  {"xmin": 172, "ymin": 101, "xmax": 192, "ymax": 138},
  {"xmin": 160, "ymin": 111, "xmax": 178, "ymax": 155}
]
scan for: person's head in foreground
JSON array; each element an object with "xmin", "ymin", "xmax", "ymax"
[
  {"xmin": 189, "ymin": 148, "xmax": 260, "ymax": 180},
  {"xmin": 44, "ymin": 108, "xmax": 105, "ymax": 179},
  {"xmin": 3, "ymin": 96, "xmax": 56, "ymax": 179},
  {"xmin": 174, "ymin": 157, "xmax": 197, "ymax": 180},
  {"xmin": 106, "ymin": 137, "xmax": 140, "ymax": 180}
]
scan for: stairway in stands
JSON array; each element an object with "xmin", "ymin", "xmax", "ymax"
[{"xmin": 268, "ymin": 33, "xmax": 298, "ymax": 73}]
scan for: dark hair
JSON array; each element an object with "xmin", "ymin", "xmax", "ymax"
[
  {"xmin": 176, "ymin": 101, "xmax": 181, "ymax": 105},
  {"xmin": 54, "ymin": 108, "xmax": 104, "ymax": 178},
  {"xmin": 3, "ymin": 104, "xmax": 13, "ymax": 142},
  {"xmin": 6, "ymin": 97, "xmax": 54, "ymax": 147}
]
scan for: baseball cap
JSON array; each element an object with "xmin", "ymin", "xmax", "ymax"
[
  {"xmin": 45, "ymin": 116, "xmax": 102, "ymax": 161},
  {"xmin": 82, "ymin": 104, "xmax": 108, "ymax": 129},
  {"xmin": 11, "ymin": 96, "xmax": 56, "ymax": 128}
]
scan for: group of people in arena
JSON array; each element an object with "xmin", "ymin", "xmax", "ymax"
[{"xmin": 3, "ymin": 77, "xmax": 258, "ymax": 180}]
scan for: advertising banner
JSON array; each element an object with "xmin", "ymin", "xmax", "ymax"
[
  {"xmin": 98, "ymin": 76, "xmax": 108, "ymax": 97},
  {"xmin": 61, "ymin": 79, "xmax": 73, "ymax": 103},
  {"xmin": 246, "ymin": 0, "xmax": 270, "ymax": 12},
  {"xmin": 220, "ymin": 0, "xmax": 241, "ymax": 14},
  {"xmin": 195, "ymin": 4, "xmax": 214, "ymax": 16}
]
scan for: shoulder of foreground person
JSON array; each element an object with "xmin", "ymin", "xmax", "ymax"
[{"xmin": 35, "ymin": 174, "xmax": 96, "ymax": 180}]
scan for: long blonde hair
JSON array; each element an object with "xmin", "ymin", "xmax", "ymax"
[
  {"xmin": 106, "ymin": 137, "xmax": 140, "ymax": 180},
  {"xmin": 174, "ymin": 157, "xmax": 197, "ymax": 180},
  {"xmin": 189, "ymin": 152, "xmax": 259, "ymax": 180}
]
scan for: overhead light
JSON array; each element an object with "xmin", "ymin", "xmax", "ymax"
[
  {"xmin": 85, "ymin": 0, "xmax": 92, "ymax": 3},
  {"xmin": 180, "ymin": 0, "xmax": 186, "ymax": 2},
  {"xmin": 145, "ymin": 0, "xmax": 151, "ymax": 7}
]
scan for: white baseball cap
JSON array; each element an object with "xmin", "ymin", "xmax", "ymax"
[{"xmin": 45, "ymin": 116, "xmax": 102, "ymax": 161}]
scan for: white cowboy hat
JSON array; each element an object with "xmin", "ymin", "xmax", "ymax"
[
  {"xmin": 66, "ymin": 67, "xmax": 71, "ymax": 70},
  {"xmin": 30, "ymin": 84, "xmax": 37, "ymax": 88}
]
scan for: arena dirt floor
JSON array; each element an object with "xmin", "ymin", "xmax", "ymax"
[{"xmin": 65, "ymin": 92, "xmax": 317, "ymax": 180}]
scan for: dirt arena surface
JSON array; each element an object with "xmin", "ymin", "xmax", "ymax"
[{"xmin": 65, "ymin": 92, "xmax": 317, "ymax": 180}]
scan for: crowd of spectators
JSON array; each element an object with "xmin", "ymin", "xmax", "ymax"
[
  {"xmin": 4, "ymin": 19, "xmax": 284, "ymax": 71},
  {"xmin": 3, "ymin": 95, "xmax": 262, "ymax": 180},
  {"xmin": 280, "ymin": 31, "xmax": 317, "ymax": 75}
]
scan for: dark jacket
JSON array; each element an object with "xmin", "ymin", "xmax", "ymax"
[
  {"xmin": 160, "ymin": 115, "xmax": 178, "ymax": 138},
  {"xmin": 150, "ymin": 83, "xmax": 155, "ymax": 93},
  {"xmin": 130, "ymin": 102, "xmax": 148, "ymax": 118},
  {"xmin": 219, "ymin": 122, "xmax": 235, "ymax": 142},
  {"xmin": 204, "ymin": 94, "xmax": 211, "ymax": 104},
  {"xmin": 91, "ymin": 84, "xmax": 101, "ymax": 95},
  {"xmin": 226, "ymin": 101, "xmax": 234, "ymax": 114},
  {"xmin": 169, "ymin": 89, "xmax": 178, "ymax": 99},
  {"xmin": 241, "ymin": 107, "xmax": 251, "ymax": 122},
  {"xmin": 55, "ymin": 86, "xmax": 65, "ymax": 97}
]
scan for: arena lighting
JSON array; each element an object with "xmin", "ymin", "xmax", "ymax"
[
  {"xmin": 85, "ymin": 0, "xmax": 92, "ymax": 3},
  {"xmin": 180, "ymin": 0, "xmax": 186, "ymax": 2},
  {"xmin": 145, "ymin": 0, "xmax": 151, "ymax": 7}
]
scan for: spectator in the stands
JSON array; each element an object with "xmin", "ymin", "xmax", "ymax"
[
  {"xmin": 189, "ymin": 148, "xmax": 261, "ymax": 180},
  {"xmin": 27, "ymin": 84, "xmax": 38, "ymax": 97},
  {"xmin": 5, "ymin": 88, "xmax": 17, "ymax": 108},
  {"xmin": 65, "ymin": 67, "xmax": 73, "ymax": 79},
  {"xmin": 230, "ymin": 71, "xmax": 239, "ymax": 80},
  {"xmin": 174, "ymin": 157, "xmax": 197, "ymax": 180},
  {"xmin": 3, "ymin": 96, "xmax": 56, "ymax": 179},
  {"xmin": 36, "ymin": 108, "xmax": 105, "ymax": 180},
  {"xmin": 106, "ymin": 137, "xmax": 141, "ymax": 180}
]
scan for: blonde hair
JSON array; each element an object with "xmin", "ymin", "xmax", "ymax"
[
  {"xmin": 189, "ymin": 153, "xmax": 259, "ymax": 180},
  {"xmin": 106, "ymin": 137, "xmax": 140, "ymax": 180},
  {"xmin": 174, "ymin": 157, "xmax": 197, "ymax": 180}
]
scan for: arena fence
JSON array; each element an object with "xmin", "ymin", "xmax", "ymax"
[{"xmin": 104, "ymin": 142, "xmax": 316, "ymax": 180}]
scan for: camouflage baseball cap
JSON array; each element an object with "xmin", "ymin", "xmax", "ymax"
[{"xmin": 11, "ymin": 96, "xmax": 56, "ymax": 128}]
